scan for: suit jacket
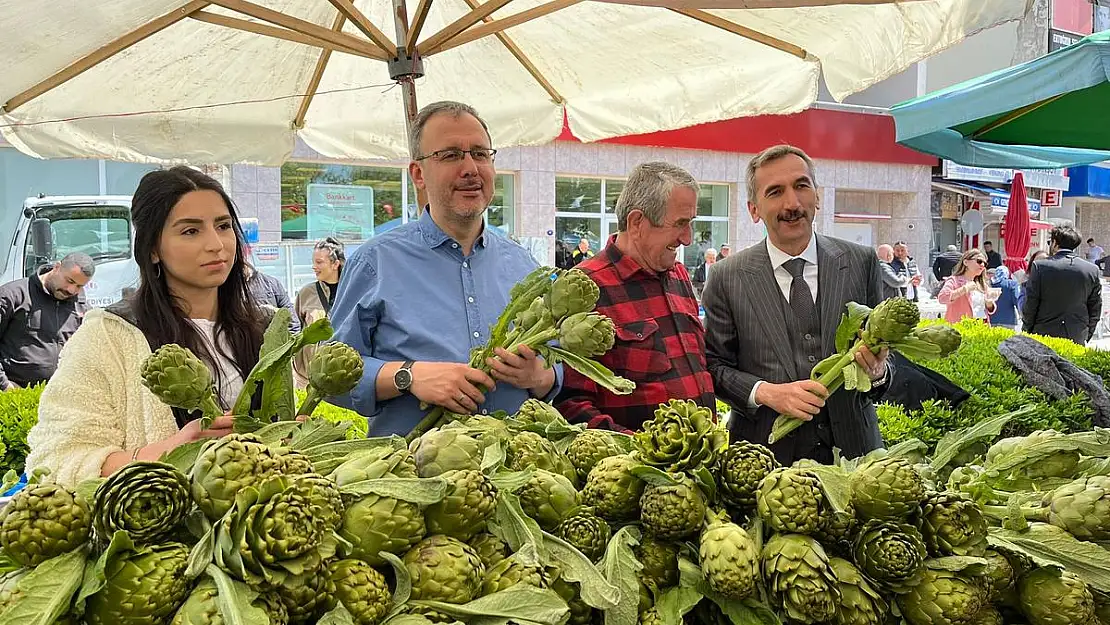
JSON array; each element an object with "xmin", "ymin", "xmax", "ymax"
[
  {"xmin": 1022, "ymin": 250, "xmax": 1102, "ymax": 344},
  {"xmin": 702, "ymin": 235, "xmax": 886, "ymax": 463}
]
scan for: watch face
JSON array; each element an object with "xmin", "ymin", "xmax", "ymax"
[{"xmin": 395, "ymin": 369, "xmax": 413, "ymax": 390}]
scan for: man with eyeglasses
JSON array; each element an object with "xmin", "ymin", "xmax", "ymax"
[{"xmin": 328, "ymin": 101, "xmax": 562, "ymax": 436}]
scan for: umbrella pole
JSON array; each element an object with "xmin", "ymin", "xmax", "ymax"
[{"xmin": 390, "ymin": 0, "xmax": 429, "ymax": 212}]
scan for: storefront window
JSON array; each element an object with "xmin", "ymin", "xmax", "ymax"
[
  {"xmin": 280, "ymin": 162, "xmax": 404, "ymax": 241},
  {"xmin": 686, "ymin": 184, "xmax": 730, "ymax": 267}
]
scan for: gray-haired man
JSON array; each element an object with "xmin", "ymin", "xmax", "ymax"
[{"xmin": 0, "ymin": 252, "xmax": 95, "ymax": 389}]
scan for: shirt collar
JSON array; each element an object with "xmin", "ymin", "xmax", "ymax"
[
  {"xmin": 766, "ymin": 232, "xmax": 818, "ymax": 270},
  {"xmin": 601, "ymin": 234, "xmax": 681, "ymax": 281},
  {"xmin": 417, "ymin": 207, "xmax": 487, "ymax": 250}
]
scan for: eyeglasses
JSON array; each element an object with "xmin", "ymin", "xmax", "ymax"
[
  {"xmin": 415, "ymin": 148, "xmax": 497, "ymax": 163},
  {"xmin": 973, "ymin": 258, "xmax": 987, "ymax": 266}
]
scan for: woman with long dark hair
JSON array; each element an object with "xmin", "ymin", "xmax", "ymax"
[{"xmin": 26, "ymin": 166, "xmax": 267, "ymax": 484}]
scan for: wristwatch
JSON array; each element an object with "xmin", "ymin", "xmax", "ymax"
[{"xmin": 394, "ymin": 360, "xmax": 415, "ymax": 393}]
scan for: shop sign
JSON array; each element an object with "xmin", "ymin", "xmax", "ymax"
[
  {"xmin": 307, "ymin": 183, "xmax": 374, "ymax": 240},
  {"xmin": 988, "ymin": 194, "xmax": 1041, "ymax": 217},
  {"xmin": 942, "ymin": 161, "xmax": 1070, "ymax": 190},
  {"xmin": 1049, "ymin": 28, "xmax": 1083, "ymax": 51},
  {"xmin": 1043, "ymin": 189, "xmax": 1062, "ymax": 207},
  {"xmin": 254, "ymin": 245, "xmax": 280, "ymax": 262}
]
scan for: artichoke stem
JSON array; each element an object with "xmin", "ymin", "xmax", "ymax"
[
  {"xmin": 200, "ymin": 394, "xmax": 224, "ymax": 429},
  {"xmin": 296, "ymin": 386, "xmax": 324, "ymax": 417},
  {"xmin": 407, "ymin": 406, "xmax": 445, "ymax": 442},
  {"xmin": 980, "ymin": 504, "xmax": 1047, "ymax": 522},
  {"xmin": 769, "ymin": 343, "xmax": 860, "ymax": 444}
]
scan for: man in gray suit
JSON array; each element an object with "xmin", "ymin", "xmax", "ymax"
[
  {"xmin": 1022, "ymin": 225, "xmax": 1102, "ymax": 344},
  {"xmin": 702, "ymin": 145, "xmax": 892, "ymax": 464}
]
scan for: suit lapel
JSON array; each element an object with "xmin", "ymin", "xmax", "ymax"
[
  {"xmin": 817, "ymin": 235, "xmax": 849, "ymax": 354},
  {"xmin": 742, "ymin": 240, "xmax": 797, "ymax": 379}
]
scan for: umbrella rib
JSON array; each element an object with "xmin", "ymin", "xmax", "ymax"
[
  {"xmin": 407, "ymin": 0, "xmax": 435, "ymax": 51},
  {"xmin": 190, "ymin": 11, "xmax": 381, "ymax": 59},
  {"xmin": 326, "ymin": 0, "xmax": 397, "ymax": 54},
  {"xmin": 295, "ymin": 13, "xmax": 348, "ymax": 128},
  {"xmin": 208, "ymin": 0, "xmax": 389, "ymax": 58},
  {"xmin": 425, "ymin": 0, "xmax": 581, "ymax": 56},
  {"xmin": 970, "ymin": 94, "xmax": 1066, "ymax": 140},
  {"xmin": 418, "ymin": 0, "xmax": 516, "ymax": 54},
  {"xmin": 452, "ymin": 0, "xmax": 564, "ymax": 104},
  {"xmin": 2, "ymin": 0, "xmax": 211, "ymax": 114},
  {"xmin": 670, "ymin": 8, "xmax": 806, "ymax": 58}
]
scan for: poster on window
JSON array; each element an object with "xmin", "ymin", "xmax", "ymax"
[{"xmin": 307, "ymin": 183, "xmax": 374, "ymax": 241}]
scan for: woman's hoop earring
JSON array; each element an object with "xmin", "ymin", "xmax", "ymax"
[{"xmin": 154, "ymin": 264, "xmax": 162, "ymax": 279}]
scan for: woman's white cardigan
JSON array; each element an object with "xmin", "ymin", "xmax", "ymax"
[{"xmin": 25, "ymin": 309, "xmax": 178, "ymax": 486}]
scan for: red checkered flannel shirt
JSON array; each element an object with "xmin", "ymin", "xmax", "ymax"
[{"xmin": 555, "ymin": 238, "xmax": 716, "ymax": 431}]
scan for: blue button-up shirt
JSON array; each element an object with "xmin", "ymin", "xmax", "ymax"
[{"xmin": 329, "ymin": 210, "xmax": 563, "ymax": 436}]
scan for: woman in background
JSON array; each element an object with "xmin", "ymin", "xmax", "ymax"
[
  {"xmin": 938, "ymin": 249, "xmax": 998, "ymax": 324},
  {"xmin": 293, "ymin": 237, "xmax": 345, "ymax": 387}
]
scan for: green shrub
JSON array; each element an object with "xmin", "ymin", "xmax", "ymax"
[
  {"xmin": 295, "ymin": 390, "xmax": 368, "ymax": 439},
  {"xmin": 879, "ymin": 319, "xmax": 1101, "ymax": 449},
  {"xmin": 0, "ymin": 384, "xmax": 44, "ymax": 476}
]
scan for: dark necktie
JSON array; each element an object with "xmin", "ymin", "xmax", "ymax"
[{"xmin": 784, "ymin": 258, "xmax": 818, "ymax": 327}]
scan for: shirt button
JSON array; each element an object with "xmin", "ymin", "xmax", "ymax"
[
  {"xmin": 462, "ymin": 261, "xmax": 469, "ymax": 268},
  {"xmin": 468, "ymin": 297, "xmax": 475, "ymax": 303},
  {"xmin": 808, "ymin": 355, "xmax": 816, "ymax": 363},
  {"xmin": 481, "ymin": 409, "xmax": 488, "ymax": 415},
  {"xmin": 452, "ymin": 243, "xmax": 459, "ymax": 249},
  {"xmin": 473, "ymin": 331, "xmax": 480, "ymax": 338},
  {"xmin": 636, "ymin": 333, "xmax": 643, "ymax": 339},
  {"xmin": 804, "ymin": 333, "xmax": 813, "ymax": 340}
]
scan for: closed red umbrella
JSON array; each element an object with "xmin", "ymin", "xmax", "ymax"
[{"xmin": 1003, "ymin": 172, "xmax": 1032, "ymax": 273}]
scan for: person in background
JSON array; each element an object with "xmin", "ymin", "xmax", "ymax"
[
  {"xmin": 0, "ymin": 252, "xmax": 94, "ymax": 390},
  {"xmin": 988, "ymin": 265, "xmax": 1021, "ymax": 330},
  {"xmin": 983, "ymin": 241, "xmax": 1003, "ymax": 269},
  {"xmin": 876, "ymin": 244, "xmax": 911, "ymax": 301},
  {"xmin": 1016, "ymin": 249, "xmax": 1049, "ymax": 311},
  {"xmin": 1022, "ymin": 225, "xmax": 1101, "ymax": 344},
  {"xmin": 691, "ymin": 247, "xmax": 717, "ymax": 299},
  {"xmin": 1087, "ymin": 238, "xmax": 1104, "ymax": 263},
  {"xmin": 938, "ymin": 249, "xmax": 997, "ymax": 324},
  {"xmin": 719, "ymin": 244, "xmax": 731, "ymax": 259},
  {"xmin": 242, "ymin": 245, "xmax": 299, "ymax": 333},
  {"xmin": 890, "ymin": 241, "xmax": 922, "ymax": 301},
  {"xmin": 26, "ymin": 167, "xmax": 266, "ymax": 485},
  {"xmin": 932, "ymin": 244, "xmax": 962, "ymax": 282},
  {"xmin": 554, "ymin": 240, "xmax": 575, "ymax": 270},
  {"xmin": 293, "ymin": 237, "xmax": 345, "ymax": 387},
  {"xmin": 572, "ymin": 238, "xmax": 594, "ymax": 265}
]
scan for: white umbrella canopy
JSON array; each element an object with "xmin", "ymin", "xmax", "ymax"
[{"xmin": 0, "ymin": 0, "xmax": 1031, "ymax": 165}]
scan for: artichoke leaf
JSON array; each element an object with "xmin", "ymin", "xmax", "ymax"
[
  {"xmin": 693, "ymin": 466, "xmax": 717, "ymax": 502},
  {"xmin": 318, "ymin": 604, "xmax": 359, "ymax": 625},
  {"xmin": 810, "ymin": 352, "xmax": 844, "ymax": 382},
  {"xmin": 542, "ymin": 531, "xmax": 620, "ymax": 610},
  {"xmin": 835, "ymin": 303, "xmax": 872, "ymax": 353},
  {"xmin": 490, "ymin": 468, "xmax": 534, "ymax": 492},
  {"xmin": 339, "ymin": 477, "xmax": 448, "ymax": 504},
  {"xmin": 924, "ymin": 556, "xmax": 990, "ymax": 575},
  {"xmin": 630, "ymin": 465, "xmax": 678, "ymax": 487},
  {"xmin": 540, "ymin": 346, "xmax": 635, "ymax": 396},
  {"xmin": 482, "ymin": 439, "xmax": 508, "ymax": 472},
  {"xmin": 159, "ymin": 439, "xmax": 206, "ymax": 473},
  {"xmin": 414, "ymin": 585, "xmax": 569, "ymax": 625},
  {"xmin": 73, "ymin": 530, "xmax": 133, "ymax": 611},
  {"xmin": 602, "ymin": 526, "xmax": 643, "ymax": 625},
  {"xmin": 384, "ymin": 616, "xmax": 440, "ymax": 625},
  {"xmin": 73, "ymin": 478, "xmax": 104, "ymax": 506},
  {"xmin": 207, "ymin": 564, "xmax": 269, "ymax": 625},
  {"xmin": 988, "ymin": 524, "xmax": 1110, "ymax": 592},
  {"xmin": 287, "ymin": 417, "xmax": 351, "ymax": 449},
  {"xmin": 709, "ymin": 595, "xmax": 783, "ymax": 625},
  {"xmin": 930, "ymin": 408, "xmax": 1026, "ymax": 473},
  {"xmin": 889, "ymin": 335, "xmax": 944, "ymax": 360},
  {"xmin": 652, "ymin": 584, "xmax": 703, "ymax": 625},
  {"xmin": 490, "ymin": 491, "xmax": 546, "ymax": 560},
  {"xmin": 186, "ymin": 522, "xmax": 216, "ymax": 578},
  {"xmin": 842, "ymin": 362, "xmax": 861, "ymax": 391},
  {"xmin": 794, "ymin": 463, "xmax": 851, "ymax": 514},
  {"xmin": 381, "ymin": 552, "xmax": 412, "ymax": 621},
  {"xmin": 252, "ymin": 420, "xmax": 301, "ymax": 445},
  {"xmin": 0, "ymin": 548, "xmax": 85, "ymax": 625}
]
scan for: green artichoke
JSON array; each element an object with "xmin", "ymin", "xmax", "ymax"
[
  {"xmin": 550, "ymin": 575, "xmax": 593, "ymax": 625},
  {"xmin": 85, "ymin": 542, "xmax": 192, "ymax": 625},
  {"xmin": 140, "ymin": 343, "xmax": 222, "ymax": 421},
  {"xmin": 850, "ymin": 456, "xmax": 927, "ymax": 520},
  {"xmin": 279, "ymin": 562, "xmax": 337, "ymax": 623},
  {"xmin": 547, "ymin": 268, "xmax": 600, "ymax": 319},
  {"xmin": 331, "ymin": 447, "xmax": 417, "ymax": 486},
  {"xmin": 567, "ymin": 429, "xmax": 624, "ymax": 482},
  {"xmin": 829, "ymin": 557, "xmax": 887, "ymax": 625},
  {"xmin": 861, "ymin": 297, "xmax": 919, "ymax": 344},
  {"xmin": 307, "ymin": 342, "xmax": 364, "ymax": 396},
  {"xmin": 519, "ymin": 469, "xmax": 579, "ymax": 531},
  {"xmin": 507, "ymin": 431, "xmax": 578, "ymax": 484},
  {"xmin": 912, "ymin": 324, "xmax": 963, "ymax": 357},
  {"xmin": 699, "ymin": 510, "xmax": 759, "ymax": 600},
  {"xmin": 514, "ymin": 398, "xmax": 564, "ymax": 425},
  {"xmin": 425, "ymin": 469, "xmax": 498, "ymax": 540},
  {"xmin": 853, "ymin": 519, "xmax": 928, "ymax": 594},
  {"xmin": 715, "ymin": 441, "xmax": 780, "ymax": 509},
  {"xmin": 468, "ymin": 533, "xmax": 509, "ymax": 571},
  {"xmin": 1019, "ymin": 567, "xmax": 1095, "ymax": 625},
  {"xmin": 898, "ymin": 567, "xmax": 989, "ymax": 625},
  {"xmin": 411, "ymin": 430, "xmax": 483, "ymax": 478},
  {"xmin": 756, "ymin": 467, "xmax": 824, "ymax": 535},
  {"xmin": 556, "ymin": 507, "xmax": 612, "ymax": 561},
  {"xmin": 214, "ymin": 475, "xmax": 339, "ymax": 589},
  {"xmin": 762, "ymin": 534, "xmax": 840, "ymax": 624},
  {"xmin": 582, "ymin": 454, "xmax": 646, "ymax": 522},
  {"xmin": 920, "ymin": 491, "xmax": 989, "ymax": 557},
  {"xmin": 559, "ymin": 312, "xmax": 616, "ymax": 358},
  {"xmin": 640, "ymin": 474, "xmax": 706, "ymax": 540},
  {"xmin": 280, "ymin": 450, "xmax": 315, "ymax": 476},
  {"xmin": 1040, "ymin": 475, "xmax": 1110, "ymax": 541},
  {"xmin": 0, "ymin": 482, "xmax": 89, "ymax": 567},
  {"xmin": 515, "ymin": 296, "xmax": 553, "ymax": 335},
  {"xmin": 987, "ymin": 431, "xmax": 1080, "ymax": 480},
  {"xmin": 404, "ymin": 535, "xmax": 485, "ymax": 604},
  {"xmin": 92, "ymin": 461, "xmax": 192, "ymax": 545},
  {"xmin": 967, "ymin": 608, "xmax": 1004, "ymax": 625},
  {"xmin": 191, "ymin": 433, "xmax": 285, "ymax": 521},
  {"xmin": 636, "ymin": 538, "xmax": 679, "ymax": 592},
  {"xmin": 331, "ymin": 559, "xmax": 392, "ymax": 625},
  {"xmin": 171, "ymin": 577, "xmax": 289, "ymax": 625},
  {"xmin": 982, "ymin": 549, "xmax": 1015, "ymax": 602},
  {"xmin": 298, "ymin": 473, "xmax": 345, "ymax": 531},
  {"xmin": 481, "ymin": 554, "xmax": 551, "ymax": 594},
  {"xmin": 340, "ymin": 493, "xmax": 426, "ymax": 566},
  {"xmin": 634, "ymin": 399, "xmax": 728, "ymax": 473},
  {"xmin": 814, "ymin": 502, "xmax": 857, "ymax": 557}
]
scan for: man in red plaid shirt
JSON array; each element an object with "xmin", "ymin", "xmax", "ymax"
[{"xmin": 555, "ymin": 162, "xmax": 716, "ymax": 431}]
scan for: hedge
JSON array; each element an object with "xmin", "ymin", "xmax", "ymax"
[
  {"xmin": 0, "ymin": 387, "xmax": 367, "ymax": 476},
  {"xmin": 878, "ymin": 318, "xmax": 1110, "ymax": 448}
]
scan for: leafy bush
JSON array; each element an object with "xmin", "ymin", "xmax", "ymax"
[
  {"xmin": 296, "ymin": 390, "xmax": 368, "ymax": 439},
  {"xmin": 0, "ymin": 384, "xmax": 44, "ymax": 476},
  {"xmin": 879, "ymin": 319, "xmax": 1101, "ymax": 448}
]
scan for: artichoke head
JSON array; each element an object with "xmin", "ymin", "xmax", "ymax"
[
  {"xmin": 640, "ymin": 474, "xmax": 706, "ymax": 541},
  {"xmin": 330, "ymin": 559, "xmax": 393, "ymax": 625},
  {"xmin": 467, "ymin": 533, "xmax": 509, "ymax": 571},
  {"xmin": 556, "ymin": 507, "xmax": 611, "ymax": 562},
  {"xmin": 898, "ymin": 567, "xmax": 989, "ymax": 625},
  {"xmin": 1042, "ymin": 475, "xmax": 1110, "ymax": 541},
  {"xmin": 331, "ymin": 447, "xmax": 417, "ymax": 486},
  {"xmin": 279, "ymin": 562, "xmax": 337, "ymax": 623},
  {"xmin": 481, "ymin": 554, "xmax": 551, "ymax": 595},
  {"xmin": 514, "ymin": 399, "xmax": 564, "ymax": 426},
  {"xmin": 634, "ymin": 399, "xmax": 728, "ymax": 474},
  {"xmin": 547, "ymin": 268, "xmax": 600, "ymax": 319},
  {"xmin": 756, "ymin": 467, "xmax": 824, "ymax": 535},
  {"xmin": 424, "ymin": 469, "xmax": 498, "ymax": 541},
  {"xmin": 913, "ymin": 324, "xmax": 963, "ymax": 357},
  {"xmin": 507, "ymin": 431, "xmax": 577, "ymax": 484},
  {"xmin": 85, "ymin": 543, "xmax": 192, "ymax": 625},
  {"xmin": 698, "ymin": 511, "xmax": 759, "ymax": 600},
  {"xmin": 0, "ymin": 482, "xmax": 89, "ymax": 567},
  {"xmin": 982, "ymin": 549, "xmax": 1015, "ymax": 602},
  {"xmin": 852, "ymin": 519, "xmax": 928, "ymax": 594},
  {"xmin": 567, "ymin": 430, "xmax": 624, "ymax": 482},
  {"xmin": 140, "ymin": 343, "xmax": 220, "ymax": 413},
  {"xmin": 850, "ymin": 456, "xmax": 927, "ymax": 520},
  {"xmin": 550, "ymin": 575, "xmax": 594, "ymax": 625},
  {"xmin": 1018, "ymin": 567, "xmax": 1095, "ymax": 625},
  {"xmin": 582, "ymin": 454, "xmax": 646, "ymax": 522},
  {"xmin": 829, "ymin": 557, "xmax": 887, "ymax": 625},
  {"xmin": 411, "ymin": 430, "xmax": 483, "ymax": 478},
  {"xmin": 92, "ymin": 461, "xmax": 192, "ymax": 545},
  {"xmin": 636, "ymin": 538, "xmax": 679, "ymax": 592},
  {"xmin": 339, "ymin": 493, "xmax": 426, "ymax": 566},
  {"xmin": 519, "ymin": 469, "xmax": 579, "ymax": 531},
  {"xmin": 307, "ymin": 341, "xmax": 365, "ymax": 396},
  {"xmin": 762, "ymin": 534, "xmax": 840, "ymax": 624},
  {"xmin": 191, "ymin": 433, "xmax": 285, "ymax": 522},
  {"xmin": 515, "ymin": 296, "xmax": 553, "ymax": 334},
  {"xmin": 559, "ymin": 312, "xmax": 616, "ymax": 358},
  {"xmin": 715, "ymin": 441, "xmax": 780, "ymax": 509},
  {"xmin": 814, "ymin": 502, "xmax": 858, "ymax": 559},
  {"xmin": 920, "ymin": 491, "xmax": 989, "ymax": 557},
  {"xmin": 861, "ymin": 297, "xmax": 919, "ymax": 344},
  {"xmin": 404, "ymin": 535, "xmax": 485, "ymax": 604}
]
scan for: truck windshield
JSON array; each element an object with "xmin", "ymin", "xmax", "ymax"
[{"xmin": 23, "ymin": 204, "xmax": 132, "ymax": 276}]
